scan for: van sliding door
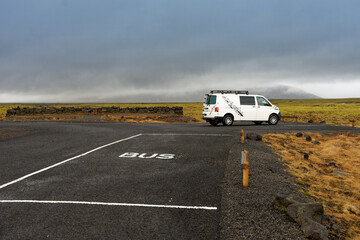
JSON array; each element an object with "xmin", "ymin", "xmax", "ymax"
[{"xmin": 239, "ymin": 96, "xmax": 257, "ymax": 120}]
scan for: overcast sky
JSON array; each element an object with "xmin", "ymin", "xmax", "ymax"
[{"xmin": 1, "ymin": 0, "xmax": 360, "ymax": 102}]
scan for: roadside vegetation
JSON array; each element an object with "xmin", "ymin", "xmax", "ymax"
[
  {"xmin": 1, "ymin": 98, "xmax": 359, "ymax": 126},
  {"xmin": 271, "ymin": 98, "xmax": 360, "ymax": 126},
  {"xmin": 263, "ymin": 132, "xmax": 360, "ymax": 239}
]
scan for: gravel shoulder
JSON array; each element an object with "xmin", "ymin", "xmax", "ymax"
[{"xmin": 220, "ymin": 137, "xmax": 308, "ymax": 239}]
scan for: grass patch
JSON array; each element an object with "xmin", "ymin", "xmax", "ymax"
[
  {"xmin": 1, "ymin": 98, "xmax": 359, "ymax": 126},
  {"xmin": 263, "ymin": 132, "xmax": 360, "ymax": 239},
  {"xmin": 271, "ymin": 98, "xmax": 360, "ymax": 126}
]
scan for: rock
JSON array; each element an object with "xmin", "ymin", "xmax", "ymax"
[
  {"xmin": 332, "ymin": 169, "xmax": 347, "ymax": 177},
  {"xmin": 273, "ymin": 192, "xmax": 299, "ymax": 210},
  {"xmin": 305, "ymin": 135, "xmax": 312, "ymax": 142},
  {"xmin": 320, "ymin": 121, "xmax": 326, "ymax": 124},
  {"xmin": 328, "ymin": 162, "xmax": 337, "ymax": 167},
  {"xmin": 246, "ymin": 133, "xmax": 262, "ymax": 141},
  {"xmin": 308, "ymin": 119, "xmax": 314, "ymax": 123},
  {"xmin": 286, "ymin": 202, "xmax": 324, "ymax": 225},
  {"xmin": 321, "ymin": 214, "xmax": 332, "ymax": 227},
  {"xmin": 296, "ymin": 132, "xmax": 303, "ymax": 137},
  {"xmin": 6, "ymin": 109, "xmax": 16, "ymax": 116},
  {"xmin": 301, "ymin": 217, "xmax": 329, "ymax": 240},
  {"xmin": 275, "ymin": 193, "xmax": 329, "ymax": 239},
  {"xmin": 312, "ymin": 140, "xmax": 321, "ymax": 145},
  {"xmin": 6, "ymin": 106, "xmax": 184, "ymax": 116},
  {"xmin": 304, "ymin": 153, "xmax": 310, "ymax": 160}
]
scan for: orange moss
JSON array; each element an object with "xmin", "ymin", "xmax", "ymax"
[{"xmin": 263, "ymin": 132, "xmax": 360, "ymax": 239}]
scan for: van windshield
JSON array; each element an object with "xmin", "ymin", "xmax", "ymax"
[
  {"xmin": 205, "ymin": 95, "xmax": 217, "ymax": 105},
  {"xmin": 257, "ymin": 96, "xmax": 272, "ymax": 106}
]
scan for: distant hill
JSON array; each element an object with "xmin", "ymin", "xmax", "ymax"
[
  {"xmin": 249, "ymin": 85, "xmax": 321, "ymax": 99},
  {"xmin": 93, "ymin": 85, "xmax": 320, "ymax": 102}
]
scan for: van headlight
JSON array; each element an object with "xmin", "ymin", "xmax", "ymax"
[{"xmin": 273, "ymin": 106, "xmax": 279, "ymax": 110}]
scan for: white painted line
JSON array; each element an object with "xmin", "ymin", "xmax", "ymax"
[
  {"xmin": 144, "ymin": 133, "xmax": 233, "ymax": 136},
  {"xmin": 0, "ymin": 200, "xmax": 217, "ymax": 210},
  {"xmin": 0, "ymin": 134, "xmax": 142, "ymax": 190},
  {"xmin": 280, "ymin": 125, "xmax": 322, "ymax": 127}
]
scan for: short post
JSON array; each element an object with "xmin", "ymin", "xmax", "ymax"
[
  {"xmin": 350, "ymin": 120, "xmax": 355, "ymax": 128},
  {"xmin": 241, "ymin": 150, "xmax": 249, "ymax": 187},
  {"xmin": 241, "ymin": 129, "xmax": 245, "ymax": 144}
]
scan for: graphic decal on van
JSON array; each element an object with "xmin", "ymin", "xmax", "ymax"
[
  {"xmin": 222, "ymin": 96, "xmax": 244, "ymax": 116},
  {"xmin": 209, "ymin": 106, "xmax": 216, "ymax": 115}
]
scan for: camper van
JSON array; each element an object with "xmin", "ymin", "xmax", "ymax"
[{"xmin": 202, "ymin": 90, "xmax": 281, "ymax": 126}]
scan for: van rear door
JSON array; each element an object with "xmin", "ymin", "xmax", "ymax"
[{"xmin": 203, "ymin": 94, "xmax": 217, "ymax": 116}]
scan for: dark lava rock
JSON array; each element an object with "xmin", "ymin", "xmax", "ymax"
[
  {"xmin": 286, "ymin": 202, "xmax": 324, "ymax": 225},
  {"xmin": 332, "ymin": 169, "xmax": 347, "ymax": 177},
  {"xmin": 312, "ymin": 140, "xmax": 321, "ymax": 145},
  {"xmin": 273, "ymin": 192, "xmax": 298, "ymax": 210},
  {"xmin": 305, "ymin": 135, "xmax": 312, "ymax": 142},
  {"xmin": 328, "ymin": 162, "xmax": 337, "ymax": 167},
  {"xmin": 296, "ymin": 132, "xmax": 303, "ymax": 137},
  {"xmin": 304, "ymin": 153, "xmax": 310, "ymax": 160},
  {"xmin": 308, "ymin": 119, "xmax": 314, "ymax": 123},
  {"xmin": 320, "ymin": 121, "xmax": 326, "ymax": 124},
  {"xmin": 321, "ymin": 214, "xmax": 332, "ymax": 227},
  {"xmin": 275, "ymin": 193, "xmax": 329, "ymax": 240},
  {"xmin": 6, "ymin": 109, "xmax": 16, "ymax": 116},
  {"xmin": 301, "ymin": 217, "xmax": 329, "ymax": 240},
  {"xmin": 246, "ymin": 133, "xmax": 262, "ymax": 141}
]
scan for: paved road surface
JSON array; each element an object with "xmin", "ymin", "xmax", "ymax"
[{"xmin": 0, "ymin": 121, "xmax": 358, "ymax": 239}]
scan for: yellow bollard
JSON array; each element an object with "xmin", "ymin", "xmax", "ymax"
[
  {"xmin": 241, "ymin": 129, "xmax": 245, "ymax": 144},
  {"xmin": 241, "ymin": 150, "xmax": 249, "ymax": 187}
]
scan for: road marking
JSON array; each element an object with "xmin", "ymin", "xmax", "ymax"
[
  {"xmin": 119, "ymin": 152, "xmax": 175, "ymax": 159},
  {"xmin": 144, "ymin": 133, "xmax": 233, "ymax": 136},
  {"xmin": 0, "ymin": 200, "xmax": 217, "ymax": 210},
  {"xmin": 0, "ymin": 134, "xmax": 142, "ymax": 190},
  {"xmin": 280, "ymin": 125, "xmax": 324, "ymax": 127}
]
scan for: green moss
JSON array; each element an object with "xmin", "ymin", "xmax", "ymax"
[{"xmin": 299, "ymin": 189, "xmax": 314, "ymax": 197}]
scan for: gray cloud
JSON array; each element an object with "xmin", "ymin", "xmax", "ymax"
[{"xmin": 1, "ymin": 0, "xmax": 360, "ymax": 102}]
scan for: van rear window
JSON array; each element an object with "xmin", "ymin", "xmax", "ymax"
[
  {"xmin": 240, "ymin": 96, "xmax": 255, "ymax": 105},
  {"xmin": 205, "ymin": 95, "xmax": 217, "ymax": 104}
]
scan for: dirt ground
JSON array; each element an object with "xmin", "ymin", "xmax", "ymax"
[{"xmin": 0, "ymin": 127, "xmax": 35, "ymax": 141}]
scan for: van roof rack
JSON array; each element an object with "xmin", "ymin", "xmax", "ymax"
[{"xmin": 210, "ymin": 90, "xmax": 249, "ymax": 95}]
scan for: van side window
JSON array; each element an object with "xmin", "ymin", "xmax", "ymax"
[
  {"xmin": 257, "ymin": 97, "xmax": 271, "ymax": 106},
  {"xmin": 240, "ymin": 96, "xmax": 255, "ymax": 105}
]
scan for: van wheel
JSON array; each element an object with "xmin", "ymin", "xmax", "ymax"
[
  {"xmin": 268, "ymin": 114, "xmax": 279, "ymax": 125},
  {"xmin": 253, "ymin": 121, "xmax": 262, "ymax": 125},
  {"xmin": 222, "ymin": 114, "xmax": 234, "ymax": 126},
  {"xmin": 209, "ymin": 120, "xmax": 218, "ymax": 126}
]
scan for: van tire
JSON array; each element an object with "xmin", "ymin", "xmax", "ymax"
[
  {"xmin": 209, "ymin": 120, "xmax": 219, "ymax": 126},
  {"xmin": 222, "ymin": 114, "xmax": 234, "ymax": 126},
  {"xmin": 253, "ymin": 121, "xmax": 262, "ymax": 125},
  {"xmin": 268, "ymin": 114, "xmax": 279, "ymax": 125}
]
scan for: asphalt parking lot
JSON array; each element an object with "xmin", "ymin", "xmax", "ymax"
[{"xmin": 0, "ymin": 121, "xmax": 358, "ymax": 239}]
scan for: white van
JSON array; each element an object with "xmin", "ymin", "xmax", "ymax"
[{"xmin": 202, "ymin": 90, "xmax": 281, "ymax": 126}]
